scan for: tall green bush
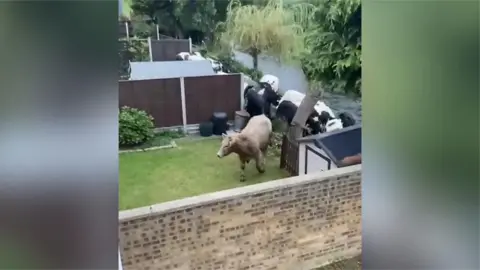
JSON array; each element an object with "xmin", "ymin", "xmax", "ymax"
[
  {"xmin": 118, "ymin": 38, "xmax": 150, "ymax": 80},
  {"xmin": 301, "ymin": 0, "xmax": 361, "ymax": 96},
  {"xmin": 119, "ymin": 106, "xmax": 155, "ymax": 146}
]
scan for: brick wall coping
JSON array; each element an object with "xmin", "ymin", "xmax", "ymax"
[{"xmin": 119, "ymin": 165, "xmax": 361, "ymax": 222}]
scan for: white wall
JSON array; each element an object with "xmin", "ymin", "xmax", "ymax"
[
  {"xmin": 119, "ymin": 249, "xmax": 123, "ymax": 270},
  {"xmin": 298, "ymin": 142, "xmax": 337, "ymax": 175}
]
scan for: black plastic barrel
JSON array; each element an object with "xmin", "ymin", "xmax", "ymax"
[
  {"xmin": 199, "ymin": 122, "xmax": 214, "ymax": 137},
  {"xmin": 211, "ymin": 112, "xmax": 228, "ymax": 135}
]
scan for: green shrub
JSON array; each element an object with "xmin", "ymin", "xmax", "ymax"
[
  {"xmin": 118, "ymin": 38, "xmax": 150, "ymax": 80},
  {"xmin": 301, "ymin": 0, "xmax": 361, "ymax": 96},
  {"xmin": 269, "ymin": 131, "xmax": 284, "ymax": 157},
  {"xmin": 119, "ymin": 106, "xmax": 155, "ymax": 146}
]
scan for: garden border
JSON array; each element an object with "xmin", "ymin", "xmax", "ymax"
[{"xmin": 119, "ymin": 141, "xmax": 177, "ymax": 154}]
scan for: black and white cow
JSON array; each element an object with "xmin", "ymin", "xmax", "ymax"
[
  {"xmin": 243, "ymin": 82, "xmax": 281, "ymax": 119},
  {"xmin": 275, "ymin": 100, "xmax": 322, "ymax": 135},
  {"xmin": 323, "ymin": 112, "xmax": 356, "ymax": 132},
  {"xmin": 259, "ymin": 82, "xmax": 282, "ymax": 119},
  {"xmin": 243, "ymin": 85, "xmax": 265, "ymax": 117},
  {"xmin": 318, "ymin": 110, "xmax": 334, "ymax": 126},
  {"xmin": 276, "ymin": 89, "xmax": 358, "ymax": 133},
  {"xmin": 338, "ymin": 112, "xmax": 356, "ymax": 128},
  {"xmin": 279, "ymin": 90, "xmax": 336, "ymax": 119}
]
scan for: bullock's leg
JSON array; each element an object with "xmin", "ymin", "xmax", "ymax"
[
  {"xmin": 239, "ymin": 158, "xmax": 247, "ymax": 182},
  {"xmin": 262, "ymin": 142, "xmax": 269, "ymax": 158},
  {"xmin": 255, "ymin": 152, "xmax": 266, "ymax": 174}
]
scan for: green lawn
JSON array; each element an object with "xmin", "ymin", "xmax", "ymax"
[
  {"xmin": 122, "ymin": 0, "xmax": 132, "ymax": 17},
  {"xmin": 119, "ymin": 137, "xmax": 289, "ymax": 210}
]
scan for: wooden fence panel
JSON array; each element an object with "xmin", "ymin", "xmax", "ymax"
[
  {"xmin": 151, "ymin": 40, "xmax": 190, "ymax": 61},
  {"xmin": 119, "ymin": 79, "xmax": 183, "ymax": 128},
  {"xmin": 119, "ymin": 80, "xmax": 134, "ymax": 106},
  {"xmin": 183, "ymin": 74, "xmax": 241, "ymax": 125},
  {"xmin": 118, "ymin": 22, "xmax": 133, "ymax": 39}
]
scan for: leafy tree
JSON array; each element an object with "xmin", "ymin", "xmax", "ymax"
[
  {"xmin": 119, "ymin": 38, "xmax": 149, "ymax": 79},
  {"xmin": 301, "ymin": 0, "xmax": 361, "ymax": 96},
  {"xmin": 214, "ymin": 0, "xmax": 267, "ymax": 25},
  {"xmin": 131, "ymin": 0, "xmax": 217, "ymax": 40},
  {"xmin": 287, "ymin": 0, "xmax": 361, "ymax": 139},
  {"xmin": 130, "ymin": 14, "xmax": 157, "ymax": 38},
  {"xmin": 216, "ymin": 0, "xmax": 308, "ymax": 70}
]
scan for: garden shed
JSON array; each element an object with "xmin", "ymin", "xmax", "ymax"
[
  {"xmin": 297, "ymin": 124, "xmax": 361, "ymax": 175},
  {"xmin": 129, "ymin": 60, "xmax": 216, "ymax": 80}
]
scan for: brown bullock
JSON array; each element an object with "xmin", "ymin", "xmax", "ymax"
[
  {"xmin": 340, "ymin": 153, "xmax": 362, "ymax": 167},
  {"xmin": 216, "ymin": 115, "xmax": 273, "ymax": 182}
]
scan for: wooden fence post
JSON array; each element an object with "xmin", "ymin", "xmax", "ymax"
[
  {"xmin": 148, "ymin": 37, "xmax": 153, "ymax": 62},
  {"xmin": 180, "ymin": 77, "xmax": 188, "ymax": 133},
  {"xmin": 280, "ymin": 135, "xmax": 287, "ymax": 169},
  {"xmin": 240, "ymin": 73, "xmax": 245, "ymax": 110}
]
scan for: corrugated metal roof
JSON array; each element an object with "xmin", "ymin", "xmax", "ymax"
[{"xmin": 129, "ymin": 60, "xmax": 216, "ymax": 80}]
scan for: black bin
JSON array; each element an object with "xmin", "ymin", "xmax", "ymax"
[
  {"xmin": 211, "ymin": 112, "xmax": 228, "ymax": 135},
  {"xmin": 199, "ymin": 122, "xmax": 214, "ymax": 137}
]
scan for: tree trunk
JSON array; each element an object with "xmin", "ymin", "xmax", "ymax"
[
  {"xmin": 250, "ymin": 48, "xmax": 259, "ymax": 70},
  {"xmin": 176, "ymin": 28, "xmax": 184, "ymax": 39}
]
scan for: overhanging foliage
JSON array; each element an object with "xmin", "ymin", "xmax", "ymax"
[
  {"xmin": 216, "ymin": 0, "xmax": 308, "ymax": 68},
  {"xmin": 301, "ymin": 0, "xmax": 361, "ymax": 96},
  {"xmin": 119, "ymin": 38, "xmax": 150, "ymax": 79},
  {"xmin": 131, "ymin": 0, "xmax": 217, "ymax": 40}
]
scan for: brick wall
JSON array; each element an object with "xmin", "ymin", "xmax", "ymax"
[{"xmin": 119, "ymin": 165, "xmax": 362, "ymax": 270}]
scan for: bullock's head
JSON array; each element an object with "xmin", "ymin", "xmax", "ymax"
[{"xmin": 217, "ymin": 133, "xmax": 236, "ymax": 158}]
